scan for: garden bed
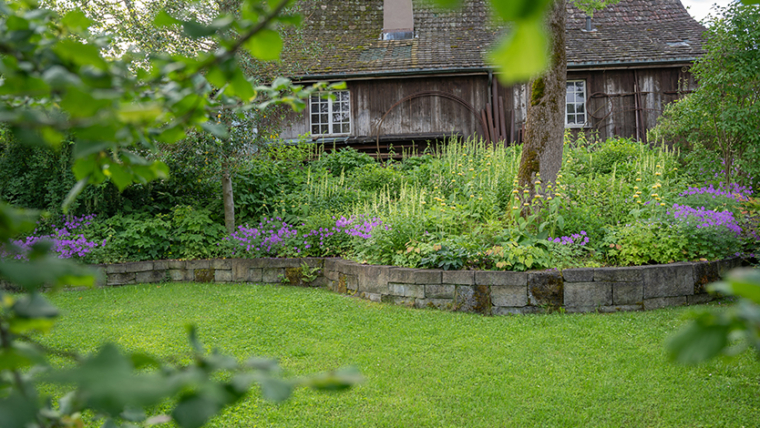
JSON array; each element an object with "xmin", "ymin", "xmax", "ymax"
[{"xmin": 87, "ymin": 256, "xmax": 747, "ymax": 314}]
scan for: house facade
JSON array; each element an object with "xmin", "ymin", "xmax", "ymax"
[{"xmin": 279, "ymin": 0, "xmax": 705, "ymax": 152}]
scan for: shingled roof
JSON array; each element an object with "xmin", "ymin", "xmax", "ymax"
[{"xmin": 284, "ymin": 0, "xmax": 705, "ymax": 78}]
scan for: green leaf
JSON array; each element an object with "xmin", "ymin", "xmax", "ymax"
[
  {"xmin": 0, "ymin": 391, "xmax": 38, "ymax": 428},
  {"xmin": 61, "ymin": 9, "xmax": 92, "ymax": 33},
  {"xmin": 244, "ymin": 29, "xmax": 283, "ymax": 61},
  {"xmin": 172, "ymin": 393, "xmax": 219, "ymax": 428},
  {"xmin": 117, "ymin": 103, "xmax": 163, "ymax": 124},
  {"xmin": 103, "ymin": 161, "xmax": 132, "ymax": 191},
  {"xmin": 52, "ymin": 40, "xmax": 108, "ymax": 71},
  {"xmin": 0, "ymin": 256, "xmax": 95, "ymax": 292},
  {"xmin": 154, "ymin": 10, "xmax": 181, "ymax": 27},
  {"xmin": 489, "ymin": 18, "xmax": 549, "ymax": 84},
  {"xmin": 12, "ymin": 293, "xmax": 59, "ymax": 318},
  {"xmin": 183, "ymin": 20, "xmax": 216, "ymax": 38},
  {"xmin": 490, "ymin": 0, "xmax": 551, "ymax": 21},
  {"xmin": 63, "ymin": 178, "xmax": 89, "ymax": 213},
  {"xmin": 712, "ymin": 268, "xmax": 760, "ymax": 305},
  {"xmin": 259, "ymin": 377, "xmax": 293, "ymax": 402},
  {"xmin": 200, "ymin": 122, "xmax": 228, "ymax": 138},
  {"xmin": 666, "ymin": 315, "xmax": 731, "ymax": 364},
  {"xmin": 226, "ymin": 70, "xmax": 255, "ymax": 101}
]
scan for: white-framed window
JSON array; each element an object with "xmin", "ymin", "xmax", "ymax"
[
  {"xmin": 566, "ymin": 80, "xmax": 587, "ymax": 127},
  {"xmin": 310, "ymin": 91, "xmax": 351, "ymax": 135}
]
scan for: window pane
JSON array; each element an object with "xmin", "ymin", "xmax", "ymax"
[
  {"xmin": 333, "ymin": 124, "xmax": 341, "ymax": 134},
  {"xmin": 567, "ymin": 82, "xmax": 574, "ymax": 91},
  {"xmin": 341, "ymin": 91, "xmax": 349, "ymax": 101},
  {"xmin": 312, "ymin": 125, "xmax": 320, "ymax": 134},
  {"xmin": 341, "ymin": 111, "xmax": 349, "ymax": 122},
  {"xmin": 568, "ymin": 114, "xmax": 576, "ymax": 124},
  {"xmin": 321, "ymin": 114, "xmax": 328, "ymax": 123},
  {"xmin": 577, "ymin": 104, "xmax": 585, "ymax": 114},
  {"xmin": 333, "ymin": 113, "xmax": 342, "ymax": 122},
  {"xmin": 342, "ymin": 123, "xmax": 350, "ymax": 133},
  {"xmin": 567, "ymin": 104, "xmax": 575, "ymax": 114},
  {"xmin": 311, "ymin": 114, "xmax": 319, "ymax": 124},
  {"xmin": 341, "ymin": 102, "xmax": 349, "ymax": 112},
  {"xmin": 311, "ymin": 103, "xmax": 319, "ymax": 113},
  {"xmin": 320, "ymin": 103, "xmax": 328, "ymax": 113},
  {"xmin": 321, "ymin": 125, "xmax": 328, "ymax": 134}
]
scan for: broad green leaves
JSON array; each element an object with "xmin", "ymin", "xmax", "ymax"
[{"xmin": 667, "ymin": 268, "xmax": 760, "ymax": 364}]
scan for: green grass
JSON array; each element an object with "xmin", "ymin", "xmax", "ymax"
[{"xmin": 40, "ymin": 283, "xmax": 760, "ymax": 427}]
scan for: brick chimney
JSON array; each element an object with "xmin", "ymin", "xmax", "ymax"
[{"xmin": 383, "ymin": 0, "xmax": 414, "ymax": 40}]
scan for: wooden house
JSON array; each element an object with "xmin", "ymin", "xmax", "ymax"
[{"xmin": 278, "ymin": 0, "xmax": 706, "ymax": 152}]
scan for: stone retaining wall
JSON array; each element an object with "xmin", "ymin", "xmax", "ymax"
[{"xmin": 83, "ymin": 257, "xmax": 746, "ymax": 315}]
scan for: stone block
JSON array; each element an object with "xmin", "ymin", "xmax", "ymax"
[
  {"xmin": 561, "ymin": 268, "xmax": 595, "ymax": 283},
  {"xmin": 454, "ymin": 285, "xmax": 491, "ymax": 314},
  {"xmin": 167, "ymin": 260, "xmax": 186, "ymax": 269},
  {"xmin": 323, "ymin": 257, "xmax": 341, "ymax": 274},
  {"xmin": 186, "ymin": 260, "xmax": 211, "ymax": 270},
  {"xmin": 300, "ymin": 258, "xmax": 324, "ymax": 269},
  {"xmin": 643, "ymin": 264, "xmax": 694, "ymax": 299},
  {"xmin": 528, "ymin": 271, "xmax": 563, "ymax": 307},
  {"xmin": 339, "ymin": 260, "xmax": 365, "ymax": 277},
  {"xmin": 105, "ymin": 264, "xmax": 128, "ymax": 274},
  {"xmin": 564, "ymin": 282, "xmax": 611, "ymax": 308},
  {"xmin": 600, "ymin": 305, "xmax": 643, "ymax": 313},
  {"xmin": 136, "ymin": 270, "xmax": 166, "ymax": 284},
  {"xmin": 719, "ymin": 257, "xmax": 744, "ymax": 277},
  {"xmin": 107, "ymin": 272, "xmax": 135, "ymax": 286},
  {"xmin": 343, "ymin": 273, "xmax": 358, "ymax": 291},
  {"xmin": 358, "ymin": 265, "xmax": 390, "ymax": 294},
  {"xmin": 414, "ymin": 298, "xmax": 454, "ymax": 310},
  {"xmin": 262, "ymin": 268, "xmax": 284, "ymax": 284},
  {"xmin": 491, "ymin": 285, "xmax": 528, "ymax": 307},
  {"xmin": 215, "ymin": 269, "xmax": 232, "ymax": 282},
  {"xmin": 194, "ymin": 268, "xmax": 215, "ymax": 283},
  {"xmin": 212, "ymin": 259, "xmax": 231, "ymax": 270},
  {"xmin": 389, "ymin": 268, "xmax": 441, "ymax": 285},
  {"xmin": 168, "ymin": 269, "xmax": 186, "ymax": 282},
  {"xmin": 688, "ymin": 294, "xmax": 714, "ymax": 305},
  {"xmin": 153, "ymin": 261, "xmax": 169, "ymax": 270},
  {"xmin": 125, "ymin": 261, "xmax": 154, "ymax": 273},
  {"xmin": 643, "ymin": 296, "xmax": 687, "ymax": 310},
  {"xmin": 381, "ymin": 295, "xmax": 415, "ymax": 306},
  {"xmin": 249, "ymin": 268, "xmax": 263, "ymax": 283},
  {"xmin": 475, "ymin": 271, "xmax": 528, "ymax": 286},
  {"xmin": 364, "ymin": 292, "xmax": 382, "ymax": 303},
  {"xmin": 594, "ymin": 267, "xmax": 643, "ymax": 283},
  {"xmin": 231, "ymin": 259, "xmax": 251, "ymax": 282},
  {"xmin": 612, "ymin": 282, "xmax": 643, "ymax": 305},
  {"xmin": 389, "ymin": 283, "xmax": 424, "ymax": 298},
  {"xmin": 692, "ymin": 261, "xmax": 720, "ymax": 294},
  {"xmin": 442, "ymin": 270, "xmax": 474, "ymax": 285},
  {"xmin": 310, "ymin": 276, "xmax": 327, "ymax": 288},
  {"xmin": 425, "ymin": 284, "xmax": 455, "ymax": 299}
]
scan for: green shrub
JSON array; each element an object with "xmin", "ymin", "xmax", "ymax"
[{"xmin": 314, "ymin": 147, "xmax": 375, "ymax": 176}]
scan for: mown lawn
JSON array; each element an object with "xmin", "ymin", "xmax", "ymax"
[{"xmin": 41, "ymin": 283, "xmax": 760, "ymax": 427}]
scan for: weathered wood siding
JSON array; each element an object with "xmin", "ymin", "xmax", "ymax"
[
  {"xmin": 570, "ymin": 66, "xmax": 697, "ymax": 142},
  {"xmin": 281, "ymin": 75, "xmax": 489, "ymax": 141},
  {"xmin": 281, "ymin": 66, "xmax": 696, "ymax": 147}
]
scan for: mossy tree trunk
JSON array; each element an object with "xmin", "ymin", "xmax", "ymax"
[
  {"xmin": 222, "ymin": 167, "xmax": 235, "ymax": 234},
  {"xmin": 517, "ymin": 0, "xmax": 567, "ymax": 192}
]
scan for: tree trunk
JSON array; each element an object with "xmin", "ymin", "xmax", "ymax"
[
  {"xmin": 222, "ymin": 169, "xmax": 235, "ymax": 234},
  {"xmin": 517, "ymin": 0, "xmax": 567, "ymax": 191}
]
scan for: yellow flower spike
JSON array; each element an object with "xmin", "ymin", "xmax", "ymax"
[
  {"xmin": 421, "ymin": 201, "xmax": 426, "ymax": 205},
  {"xmin": 555, "ymin": 193, "xmax": 561, "ymax": 197},
  {"xmin": 634, "ymin": 186, "xmax": 639, "ymax": 190},
  {"xmin": 486, "ymin": 162, "xmax": 491, "ymax": 166},
  {"xmin": 470, "ymin": 195, "xmax": 474, "ymax": 198},
  {"xmin": 469, "ymin": 168, "xmax": 474, "ymax": 171},
  {"xmin": 656, "ymin": 165, "xmax": 661, "ymax": 168},
  {"xmin": 655, "ymin": 172, "xmax": 661, "ymax": 176},
  {"xmin": 633, "ymin": 194, "xmax": 639, "ymax": 198},
  {"xmin": 660, "ymin": 203, "xmax": 666, "ymax": 206},
  {"xmin": 534, "ymin": 194, "xmax": 542, "ymax": 199},
  {"xmin": 523, "ymin": 189, "xmax": 530, "ymax": 193},
  {"xmin": 651, "ymin": 193, "xmax": 658, "ymax": 197},
  {"xmin": 523, "ymin": 203, "xmax": 530, "ymax": 207},
  {"xmin": 441, "ymin": 202, "xmax": 446, "ymax": 206},
  {"xmin": 478, "ymin": 197, "xmax": 483, "ymax": 201},
  {"xmin": 547, "ymin": 196, "xmax": 553, "ymax": 200},
  {"xmin": 512, "ymin": 189, "xmax": 519, "ymax": 194}
]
